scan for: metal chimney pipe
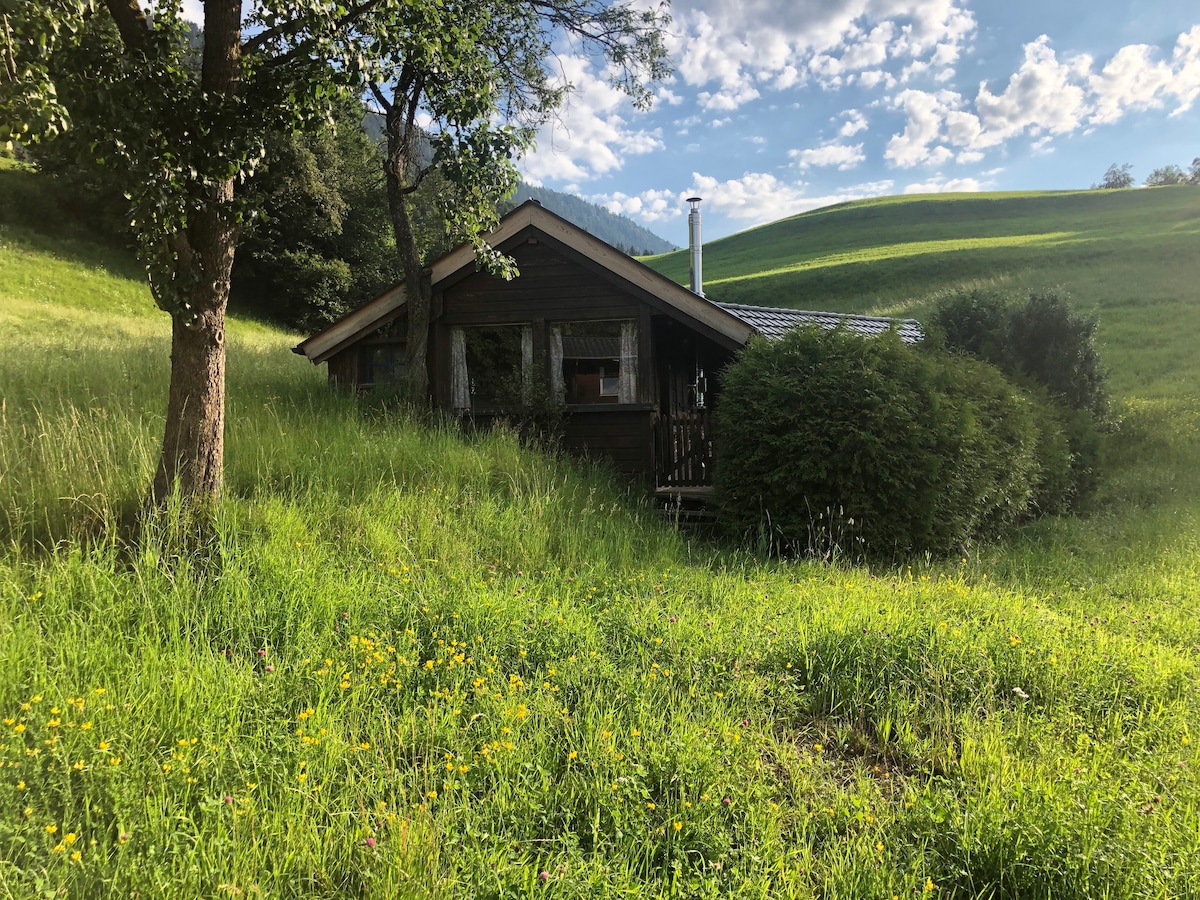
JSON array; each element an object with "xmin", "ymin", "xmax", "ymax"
[{"xmin": 687, "ymin": 196, "xmax": 704, "ymax": 297}]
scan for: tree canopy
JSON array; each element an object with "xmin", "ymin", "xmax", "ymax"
[
  {"xmin": 1096, "ymin": 163, "xmax": 1134, "ymax": 189},
  {"xmin": 3, "ymin": 0, "xmax": 671, "ymax": 512}
]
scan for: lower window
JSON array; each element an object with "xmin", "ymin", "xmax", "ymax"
[{"xmin": 552, "ymin": 320, "xmax": 637, "ymax": 404}]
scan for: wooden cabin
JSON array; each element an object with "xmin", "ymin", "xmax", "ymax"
[{"xmin": 293, "ymin": 200, "xmax": 922, "ymax": 491}]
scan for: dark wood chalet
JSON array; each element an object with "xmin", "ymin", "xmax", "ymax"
[{"xmin": 294, "ymin": 200, "xmax": 922, "ymax": 491}]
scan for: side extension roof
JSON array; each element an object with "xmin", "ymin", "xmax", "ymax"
[{"xmin": 717, "ymin": 302, "xmax": 924, "ymax": 344}]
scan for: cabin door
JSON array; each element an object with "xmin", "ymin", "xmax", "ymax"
[{"xmin": 655, "ymin": 353, "xmax": 714, "ymax": 487}]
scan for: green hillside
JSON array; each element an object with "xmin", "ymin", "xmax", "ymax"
[
  {"xmin": 2, "ymin": 162, "xmax": 1200, "ymax": 898},
  {"xmin": 645, "ymin": 188, "xmax": 1200, "ymax": 398}
]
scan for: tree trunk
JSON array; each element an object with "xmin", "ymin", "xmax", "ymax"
[
  {"xmin": 150, "ymin": 191, "xmax": 238, "ymax": 506},
  {"xmin": 149, "ymin": 0, "xmax": 241, "ymax": 507},
  {"xmin": 151, "ymin": 289, "xmax": 229, "ymax": 506},
  {"xmin": 388, "ymin": 177, "xmax": 431, "ymax": 405},
  {"xmin": 383, "ymin": 82, "xmax": 432, "ymax": 406}
]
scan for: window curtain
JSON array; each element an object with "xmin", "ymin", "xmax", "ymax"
[
  {"xmin": 549, "ymin": 326, "xmax": 565, "ymax": 404},
  {"xmin": 450, "ymin": 327, "xmax": 470, "ymax": 410},
  {"xmin": 619, "ymin": 321, "xmax": 638, "ymax": 404},
  {"xmin": 521, "ymin": 325, "xmax": 534, "ymax": 405}
]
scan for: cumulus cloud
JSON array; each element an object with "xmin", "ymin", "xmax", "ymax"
[
  {"xmin": 590, "ymin": 172, "xmax": 894, "ymax": 228},
  {"xmin": 656, "ymin": 87, "xmax": 685, "ymax": 106},
  {"xmin": 838, "ymin": 109, "xmax": 868, "ymax": 137},
  {"xmin": 790, "ymin": 142, "xmax": 865, "ymax": 170},
  {"xmin": 660, "ymin": 0, "xmax": 977, "ymax": 113},
  {"xmin": 688, "ymin": 172, "xmax": 893, "ymax": 225},
  {"xmin": 884, "ymin": 89, "xmax": 961, "ymax": 167},
  {"xmin": 975, "ymin": 36, "xmax": 1089, "ymax": 139},
  {"xmin": 1088, "ymin": 30, "xmax": 1199, "ymax": 123},
  {"xmin": 519, "ymin": 55, "xmax": 665, "ymax": 184},
  {"xmin": 902, "ymin": 176, "xmax": 984, "ymax": 194},
  {"xmin": 594, "ymin": 189, "xmax": 681, "ymax": 223},
  {"xmin": 884, "ymin": 27, "xmax": 1200, "ymax": 168},
  {"xmin": 698, "ymin": 84, "xmax": 761, "ymax": 111}
]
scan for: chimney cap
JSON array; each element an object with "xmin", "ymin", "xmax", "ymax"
[{"xmin": 686, "ymin": 196, "xmax": 702, "ymax": 203}]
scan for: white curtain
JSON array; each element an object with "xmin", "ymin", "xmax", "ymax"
[
  {"xmin": 619, "ymin": 321, "xmax": 638, "ymax": 404},
  {"xmin": 549, "ymin": 326, "xmax": 565, "ymax": 404},
  {"xmin": 450, "ymin": 327, "xmax": 470, "ymax": 410}
]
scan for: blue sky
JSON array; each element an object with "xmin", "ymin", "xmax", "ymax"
[
  {"xmin": 182, "ymin": 1, "xmax": 1199, "ymax": 246},
  {"xmin": 515, "ymin": 0, "xmax": 1200, "ymax": 245}
]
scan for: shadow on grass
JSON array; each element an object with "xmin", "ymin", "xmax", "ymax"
[{"xmin": 0, "ymin": 167, "xmax": 145, "ymax": 284}]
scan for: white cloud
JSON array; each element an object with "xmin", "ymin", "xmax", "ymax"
[
  {"xmin": 975, "ymin": 36, "xmax": 1088, "ymax": 140},
  {"xmin": 591, "ymin": 173, "xmax": 894, "ymax": 229},
  {"xmin": 858, "ymin": 69, "xmax": 898, "ymax": 90},
  {"xmin": 519, "ymin": 55, "xmax": 665, "ymax": 184},
  {"xmin": 883, "ymin": 27, "xmax": 1200, "ymax": 168},
  {"xmin": 1169, "ymin": 25, "xmax": 1200, "ymax": 112},
  {"xmin": 838, "ymin": 109, "xmax": 868, "ymax": 137},
  {"xmin": 686, "ymin": 171, "xmax": 894, "ymax": 225},
  {"xmin": 1089, "ymin": 41, "xmax": 1177, "ymax": 124},
  {"xmin": 594, "ymin": 189, "xmax": 680, "ymax": 223},
  {"xmin": 656, "ymin": 87, "xmax": 685, "ymax": 106},
  {"xmin": 884, "ymin": 89, "xmax": 961, "ymax": 167},
  {"xmin": 659, "ymin": 0, "xmax": 977, "ymax": 112},
  {"xmin": 790, "ymin": 142, "xmax": 865, "ymax": 170},
  {"xmin": 902, "ymin": 176, "xmax": 983, "ymax": 194},
  {"xmin": 698, "ymin": 84, "xmax": 761, "ymax": 111}
]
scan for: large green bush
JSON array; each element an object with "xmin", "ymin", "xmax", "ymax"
[
  {"xmin": 713, "ymin": 328, "xmax": 1066, "ymax": 559},
  {"xmin": 931, "ymin": 288, "xmax": 1109, "ymax": 507}
]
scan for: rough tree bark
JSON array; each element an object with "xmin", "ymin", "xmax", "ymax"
[{"xmin": 145, "ymin": 0, "xmax": 242, "ymax": 506}]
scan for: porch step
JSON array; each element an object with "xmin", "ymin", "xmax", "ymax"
[{"xmin": 653, "ymin": 486, "xmax": 716, "ymax": 524}]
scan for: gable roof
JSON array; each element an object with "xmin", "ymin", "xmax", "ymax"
[
  {"xmin": 293, "ymin": 200, "xmax": 923, "ymax": 364},
  {"xmin": 293, "ymin": 200, "xmax": 754, "ymax": 364},
  {"xmin": 717, "ymin": 302, "xmax": 924, "ymax": 344}
]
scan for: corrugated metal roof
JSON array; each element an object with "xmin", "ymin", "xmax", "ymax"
[{"xmin": 715, "ymin": 302, "xmax": 924, "ymax": 344}]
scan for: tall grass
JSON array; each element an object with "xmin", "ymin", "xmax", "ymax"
[{"xmin": 2, "ymin": 165, "xmax": 1199, "ymax": 897}]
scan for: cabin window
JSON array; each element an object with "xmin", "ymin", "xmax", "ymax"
[
  {"xmin": 450, "ymin": 324, "xmax": 533, "ymax": 410},
  {"xmin": 550, "ymin": 320, "xmax": 637, "ymax": 405},
  {"xmin": 361, "ymin": 343, "xmax": 407, "ymax": 385}
]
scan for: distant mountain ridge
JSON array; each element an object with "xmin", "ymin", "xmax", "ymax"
[{"xmin": 503, "ymin": 183, "xmax": 676, "ymax": 255}]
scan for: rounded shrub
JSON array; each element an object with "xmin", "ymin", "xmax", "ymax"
[
  {"xmin": 713, "ymin": 327, "xmax": 1046, "ymax": 559},
  {"xmin": 931, "ymin": 288, "xmax": 1111, "ymax": 509}
]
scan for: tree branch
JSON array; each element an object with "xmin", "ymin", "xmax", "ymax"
[
  {"xmin": 244, "ymin": 0, "xmax": 383, "ymax": 60},
  {"xmin": 2, "ymin": 15, "xmax": 18, "ymax": 82},
  {"xmin": 368, "ymin": 81, "xmax": 393, "ymax": 114},
  {"xmin": 101, "ymin": 0, "xmax": 150, "ymax": 50}
]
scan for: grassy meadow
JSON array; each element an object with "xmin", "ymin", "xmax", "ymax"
[
  {"xmin": 2, "ymin": 162, "xmax": 1200, "ymax": 898},
  {"xmin": 644, "ymin": 188, "xmax": 1200, "ymax": 400}
]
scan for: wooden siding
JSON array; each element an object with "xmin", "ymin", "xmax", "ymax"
[
  {"xmin": 327, "ymin": 347, "xmax": 358, "ymax": 387},
  {"xmin": 440, "ymin": 239, "xmax": 643, "ymax": 325},
  {"xmin": 561, "ymin": 407, "xmax": 656, "ymax": 480},
  {"xmin": 468, "ymin": 407, "xmax": 656, "ymax": 481}
]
